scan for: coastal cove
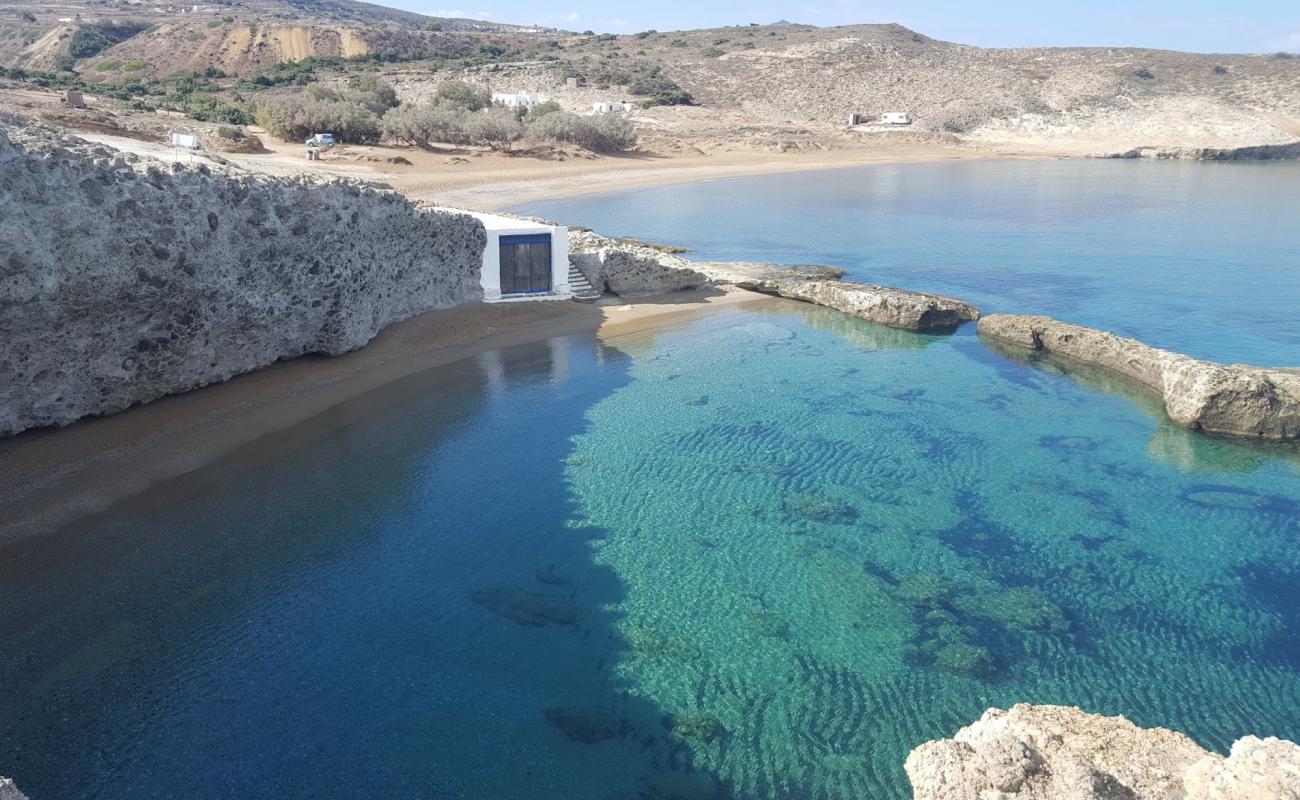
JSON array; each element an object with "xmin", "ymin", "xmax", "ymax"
[
  {"xmin": 1, "ymin": 293, "xmax": 1298, "ymax": 799},
  {"xmin": 3, "ymin": 141, "xmax": 1300, "ymax": 800}
]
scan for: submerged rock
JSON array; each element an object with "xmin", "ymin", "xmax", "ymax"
[
  {"xmin": 0, "ymin": 778, "xmax": 27, "ymax": 800},
  {"xmin": 979, "ymin": 315, "xmax": 1300, "ymax": 440},
  {"xmin": 782, "ymin": 493, "xmax": 859, "ymax": 524},
  {"xmin": 470, "ymin": 587, "xmax": 580, "ymax": 626},
  {"xmin": 543, "ymin": 706, "xmax": 627, "ymax": 743},
  {"xmin": 0, "ymin": 126, "xmax": 486, "ymax": 436},
  {"xmin": 905, "ymin": 704, "xmax": 1300, "ymax": 800},
  {"xmin": 668, "ymin": 712, "xmax": 727, "ymax": 742}
]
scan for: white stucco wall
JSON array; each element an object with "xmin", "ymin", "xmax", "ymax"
[{"xmin": 464, "ymin": 213, "xmax": 570, "ymax": 302}]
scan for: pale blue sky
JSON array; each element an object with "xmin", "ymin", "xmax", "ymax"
[{"xmin": 386, "ymin": 0, "xmax": 1300, "ymax": 53}]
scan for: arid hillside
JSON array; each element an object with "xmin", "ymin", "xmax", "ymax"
[
  {"xmin": 552, "ymin": 23, "xmax": 1300, "ymax": 150},
  {"xmin": 0, "ymin": 0, "xmax": 546, "ymax": 77},
  {"xmin": 1, "ymin": 2, "xmax": 1298, "ymax": 154}
]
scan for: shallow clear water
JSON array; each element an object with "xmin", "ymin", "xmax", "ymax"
[
  {"xmin": 514, "ymin": 159, "xmax": 1300, "ymax": 364},
  {"xmin": 1, "ymin": 303, "xmax": 1298, "ymax": 800}
]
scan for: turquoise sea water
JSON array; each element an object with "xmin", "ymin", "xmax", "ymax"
[
  {"xmin": 515, "ymin": 159, "xmax": 1300, "ymax": 365},
  {"xmin": 2, "ymin": 162, "xmax": 1299, "ymax": 799}
]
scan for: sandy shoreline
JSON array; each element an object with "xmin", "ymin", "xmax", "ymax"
[
  {"xmin": 0, "ymin": 289, "xmax": 772, "ymax": 546},
  {"xmin": 69, "ymin": 127, "xmax": 1029, "ymax": 212}
]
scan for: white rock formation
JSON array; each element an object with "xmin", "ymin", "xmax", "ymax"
[
  {"xmin": 0, "ymin": 126, "xmax": 487, "ymax": 436},
  {"xmin": 978, "ymin": 314, "xmax": 1300, "ymax": 440},
  {"xmin": 0, "ymin": 777, "xmax": 27, "ymax": 800},
  {"xmin": 906, "ymin": 704, "xmax": 1300, "ymax": 800}
]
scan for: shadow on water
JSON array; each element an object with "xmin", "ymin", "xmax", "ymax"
[{"xmin": 0, "ymin": 328, "xmax": 729, "ymax": 799}]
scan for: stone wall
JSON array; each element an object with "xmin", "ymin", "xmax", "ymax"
[{"xmin": 0, "ymin": 127, "xmax": 486, "ymax": 436}]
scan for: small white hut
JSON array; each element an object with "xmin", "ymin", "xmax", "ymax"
[
  {"xmin": 461, "ymin": 212, "xmax": 572, "ymax": 302},
  {"xmin": 592, "ymin": 101, "xmax": 633, "ymax": 114}
]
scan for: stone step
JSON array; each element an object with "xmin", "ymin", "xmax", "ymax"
[{"xmin": 567, "ymin": 265, "xmax": 602, "ymax": 302}]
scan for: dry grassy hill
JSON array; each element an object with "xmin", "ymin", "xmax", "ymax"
[
  {"xmin": 1, "ymin": 3, "xmax": 1298, "ymax": 155},
  {"xmin": 556, "ymin": 23, "xmax": 1300, "ymax": 151}
]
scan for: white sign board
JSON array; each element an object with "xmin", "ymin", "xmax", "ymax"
[{"xmin": 171, "ymin": 133, "xmax": 199, "ymax": 149}]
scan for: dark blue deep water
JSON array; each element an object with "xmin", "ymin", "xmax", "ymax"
[{"xmin": 1, "ymin": 161, "xmax": 1298, "ymax": 800}]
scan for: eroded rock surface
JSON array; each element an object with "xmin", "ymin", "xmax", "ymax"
[
  {"xmin": 0, "ymin": 126, "xmax": 486, "ymax": 436},
  {"xmin": 906, "ymin": 704, "xmax": 1300, "ymax": 800},
  {"xmin": 726, "ymin": 272, "xmax": 979, "ymax": 331},
  {"xmin": 1108, "ymin": 142, "xmax": 1300, "ymax": 161},
  {"xmin": 979, "ymin": 314, "xmax": 1300, "ymax": 440},
  {"xmin": 0, "ymin": 778, "xmax": 27, "ymax": 800},
  {"xmin": 569, "ymin": 231, "xmax": 979, "ymax": 331},
  {"xmin": 568, "ymin": 230, "xmax": 710, "ymax": 296}
]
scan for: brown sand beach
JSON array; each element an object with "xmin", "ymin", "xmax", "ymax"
[{"xmin": 0, "ymin": 288, "xmax": 774, "ymax": 546}]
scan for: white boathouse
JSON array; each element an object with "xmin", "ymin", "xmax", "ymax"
[{"xmin": 463, "ymin": 212, "xmax": 573, "ymax": 302}]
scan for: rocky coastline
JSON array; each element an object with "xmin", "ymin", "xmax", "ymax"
[
  {"xmin": 1107, "ymin": 141, "xmax": 1300, "ymax": 161},
  {"xmin": 0, "ymin": 125, "xmax": 486, "ymax": 437},
  {"xmin": 568, "ymin": 230, "xmax": 981, "ymax": 331},
  {"xmin": 906, "ymin": 704, "xmax": 1300, "ymax": 800},
  {"xmin": 978, "ymin": 314, "xmax": 1300, "ymax": 441}
]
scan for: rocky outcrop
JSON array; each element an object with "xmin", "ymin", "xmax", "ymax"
[
  {"xmin": 906, "ymin": 704, "xmax": 1300, "ymax": 800},
  {"xmin": 978, "ymin": 315, "xmax": 1300, "ymax": 440},
  {"xmin": 0, "ymin": 777, "xmax": 28, "ymax": 800},
  {"xmin": 713, "ymin": 266, "xmax": 980, "ymax": 331},
  {"xmin": 1107, "ymin": 142, "xmax": 1300, "ymax": 161},
  {"xmin": 567, "ymin": 230, "xmax": 710, "ymax": 296},
  {"xmin": 0, "ymin": 126, "xmax": 486, "ymax": 436},
  {"xmin": 569, "ymin": 231, "xmax": 979, "ymax": 331}
]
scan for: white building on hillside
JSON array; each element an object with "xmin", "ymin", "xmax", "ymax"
[
  {"xmin": 592, "ymin": 100, "xmax": 634, "ymax": 114},
  {"xmin": 880, "ymin": 112, "xmax": 912, "ymax": 125},
  {"xmin": 492, "ymin": 92, "xmax": 547, "ymax": 109}
]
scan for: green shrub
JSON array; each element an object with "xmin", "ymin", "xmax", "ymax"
[
  {"xmin": 68, "ymin": 21, "xmax": 150, "ymax": 59},
  {"xmin": 206, "ymin": 19, "xmax": 224, "ymax": 28},
  {"xmin": 381, "ymin": 103, "xmax": 468, "ymax": 147},
  {"xmin": 528, "ymin": 99, "xmax": 563, "ymax": 118},
  {"xmin": 463, "ymin": 106, "xmax": 525, "ymax": 150},
  {"xmin": 216, "ymin": 125, "xmax": 243, "ymax": 139},
  {"xmin": 528, "ymin": 111, "xmax": 636, "ymax": 152},
  {"xmin": 433, "ymin": 80, "xmax": 491, "ymax": 111},
  {"xmin": 1213, "ymin": 65, "xmax": 1228, "ymax": 74},
  {"xmin": 712, "ymin": 37, "xmax": 730, "ymax": 45},
  {"xmin": 669, "ymin": 39, "xmax": 688, "ymax": 47},
  {"xmin": 122, "ymin": 60, "xmax": 147, "ymax": 72},
  {"xmin": 346, "ymin": 73, "xmax": 399, "ymax": 114},
  {"xmin": 257, "ymin": 92, "xmax": 381, "ymax": 143},
  {"xmin": 701, "ymin": 47, "xmax": 725, "ymax": 58},
  {"xmin": 96, "ymin": 60, "xmax": 122, "ymax": 72},
  {"xmin": 1134, "ymin": 68, "xmax": 1154, "ymax": 79},
  {"xmin": 422, "ymin": 20, "xmax": 443, "ymax": 31}
]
